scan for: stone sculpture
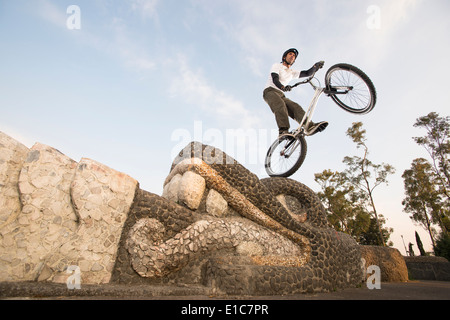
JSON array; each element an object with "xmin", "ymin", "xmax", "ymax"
[{"xmin": 0, "ymin": 131, "xmax": 364, "ymax": 295}]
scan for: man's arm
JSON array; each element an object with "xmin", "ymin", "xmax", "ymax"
[
  {"xmin": 299, "ymin": 66, "xmax": 316, "ymax": 78},
  {"xmin": 299, "ymin": 61, "xmax": 325, "ymax": 78},
  {"xmin": 271, "ymin": 73, "xmax": 284, "ymax": 90}
]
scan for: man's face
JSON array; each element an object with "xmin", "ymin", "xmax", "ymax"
[{"xmin": 285, "ymin": 52, "xmax": 296, "ymax": 65}]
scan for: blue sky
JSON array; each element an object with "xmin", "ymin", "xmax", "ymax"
[{"xmin": 1, "ymin": 0, "xmax": 449, "ymax": 254}]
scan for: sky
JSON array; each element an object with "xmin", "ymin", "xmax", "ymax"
[{"xmin": 1, "ymin": 0, "xmax": 449, "ymax": 255}]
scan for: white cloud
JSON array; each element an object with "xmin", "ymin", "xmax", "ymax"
[
  {"xmin": 125, "ymin": 57, "xmax": 155, "ymax": 70},
  {"xmin": 206, "ymin": 0, "xmax": 423, "ymax": 75},
  {"xmin": 101, "ymin": 16, "xmax": 154, "ymax": 71},
  {"xmin": 31, "ymin": 1, "xmax": 157, "ymax": 73},
  {"xmin": 199, "ymin": 0, "xmax": 349, "ymax": 76},
  {"xmin": 36, "ymin": 0, "xmax": 67, "ymax": 28},
  {"xmin": 380, "ymin": 0, "xmax": 422, "ymax": 29},
  {"xmin": 220, "ymin": 0, "xmax": 289, "ymax": 76},
  {"xmin": 347, "ymin": 0, "xmax": 424, "ymax": 68},
  {"xmin": 169, "ymin": 55, "xmax": 261, "ymax": 128},
  {"xmin": 129, "ymin": 0, "xmax": 159, "ymax": 20}
]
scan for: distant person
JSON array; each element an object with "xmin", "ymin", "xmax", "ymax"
[{"xmin": 263, "ymin": 48, "xmax": 328, "ymax": 137}]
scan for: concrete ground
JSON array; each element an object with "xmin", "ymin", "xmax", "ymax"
[{"xmin": 1, "ymin": 280, "xmax": 449, "ymax": 300}]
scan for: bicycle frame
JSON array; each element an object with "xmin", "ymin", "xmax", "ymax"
[
  {"xmin": 296, "ymin": 82, "xmax": 324, "ymax": 136},
  {"xmin": 290, "ymin": 77, "xmax": 352, "ymax": 137},
  {"xmin": 276, "ymin": 82, "xmax": 324, "ymax": 160},
  {"xmin": 278, "ymin": 78, "xmax": 352, "ymax": 159}
]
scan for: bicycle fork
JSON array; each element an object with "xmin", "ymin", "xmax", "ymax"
[{"xmin": 280, "ymin": 138, "xmax": 300, "ymax": 158}]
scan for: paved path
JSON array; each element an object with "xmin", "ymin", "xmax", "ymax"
[
  {"xmin": 1, "ymin": 280, "xmax": 449, "ymax": 300},
  {"xmin": 283, "ymin": 280, "xmax": 450, "ymax": 300}
]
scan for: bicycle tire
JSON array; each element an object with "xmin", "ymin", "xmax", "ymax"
[
  {"xmin": 265, "ymin": 134, "xmax": 307, "ymax": 177},
  {"xmin": 325, "ymin": 63, "xmax": 377, "ymax": 114}
]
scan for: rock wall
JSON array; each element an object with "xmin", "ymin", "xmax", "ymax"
[
  {"xmin": 360, "ymin": 245, "xmax": 408, "ymax": 282},
  {"xmin": 0, "ymin": 131, "xmax": 137, "ymax": 284},
  {"xmin": 404, "ymin": 256, "xmax": 450, "ymax": 281}
]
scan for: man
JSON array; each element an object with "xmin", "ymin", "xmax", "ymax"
[{"xmin": 263, "ymin": 48, "xmax": 328, "ymax": 137}]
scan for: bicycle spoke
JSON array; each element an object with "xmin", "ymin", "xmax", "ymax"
[{"xmin": 329, "ymin": 68, "xmax": 372, "ymax": 111}]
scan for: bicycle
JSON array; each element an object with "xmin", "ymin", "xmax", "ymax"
[{"xmin": 265, "ymin": 62, "xmax": 377, "ymax": 177}]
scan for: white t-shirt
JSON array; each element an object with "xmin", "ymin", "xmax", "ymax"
[{"xmin": 265, "ymin": 63, "xmax": 301, "ymax": 91}]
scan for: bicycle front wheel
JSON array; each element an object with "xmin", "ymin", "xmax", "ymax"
[
  {"xmin": 325, "ymin": 63, "xmax": 377, "ymax": 114},
  {"xmin": 265, "ymin": 135, "xmax": 307, "ymax": 177}
]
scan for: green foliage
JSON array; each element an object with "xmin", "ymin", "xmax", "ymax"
[
  {"xmin": 403, "ymin": 112, "xmax": 450, "ymax": 253},
  {"xmin": 314, "ymin": 122, "xmax": 394, "ymax": 246},
  {"xmin": 343, "ymin": 122, "xmax": 396, "ymax": 198},
  {"xmin": 434, "ymin": 232, "xmax": 450, "ymax": 261},
  {"xmin": 412, "ymin": 112, "xmax": 450, "ymax": 230},
  {"xmin": 359, "ymin": 216, "xmax": 393, "ymax": 246},
  {"xmin": 408, "ymin": 243, "xmax": 415, "ymax": 256},
  {"xmin": 415, "ymin": 231, "xmax": 426, "ymax": 256},
  {"xmin": 413, "ymin": 112, "xmax": 450, "ymax": 200},
  {"xmin": 402, "ymin": 158, "xmax": 442, "ymax": 249},
  {"xmin": 315, "ymin": 169, "xmax": 372, "ymax": 243},
  {"xmin": 342, "ymin": 122, "xmax": 395, "ymax": 246}
]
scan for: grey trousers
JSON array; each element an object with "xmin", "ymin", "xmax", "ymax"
[{"xmin": 263, "ymin": 87, "xmax": 306, "ymax": 133}]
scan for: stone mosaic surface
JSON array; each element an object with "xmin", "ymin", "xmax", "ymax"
[
  {"xmin": 0, "ymin": 132, "xmax": 365, "ymax": 295},
  {"xmin": 117, "ymin": 142, "xmax": 363, "ymax": 294},
  {"xmin": 0, "ymin": 132, "xmax": 137, "ymax": 284}
]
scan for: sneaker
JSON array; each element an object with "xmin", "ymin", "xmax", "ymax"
[
  {"xmin": 307, "ymin": 121, "xmax": 328, "ymax": 136},
  {"xmin": 278, "ymin": 128, "xmax": 289, "ymax": 139}
]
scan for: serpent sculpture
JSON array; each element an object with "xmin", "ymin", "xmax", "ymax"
[
  {"xmin": 113, "ymin": 141, "xmax": 363, "ymax": 295},
  {"xmin": 0, "ymin": 130, "xmax": 364, "ymax": 295}
]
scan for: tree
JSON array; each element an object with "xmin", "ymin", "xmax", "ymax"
[
  {"xmin": 314, "ymin": 122, "xmax": 394, "ymax": 246},
  {"xmin": 412, "ymin": 112, "xmax": 450, "ymax": 235},
  {"xmin": 434, "ymin": 232, "xmax": 450, "ymax": 261},
  {"xmin": 359, "ymin": 216, "xmax": 393, "ymax": 246},
  {"xmin": 402, "ymin": 158, "xmax": 442, "ymax": 249},
  {"xmin": 415, "ymin": 231, "xmax": 426, "ymax": 256},
  {"xmin": 408, "ymin": 243, "xmax": 415, "ymax": 256},
  {"xmin": 341, "ymin": 122, "xmax": 395, "ymax": 246},
  {"xmin": 413, "ymin": 112, "xmax": 450, "ymax": 200},
  {"xmin": 314, "ymin": 169, "xmax": 371, "ymax": 243},
  {"xmin": 402, "ymin": 112, "xmax": 450, "ymax": 254}
]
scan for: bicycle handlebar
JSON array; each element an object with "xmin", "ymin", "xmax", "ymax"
[
  {"xmin": 290, "ymin": 74, "xmax": 315, "ymax": 88},
  {"xmin": 290, "ymin": 61, "xmax": 325, "ymax": 89}
]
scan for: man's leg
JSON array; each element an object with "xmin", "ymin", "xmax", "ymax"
[
  {"xmin": 263, "ymin": 88, "xmax": 290, "ymax": 134},
  {"xmin": 284, "ymin": 97, "xmax": 306, "ymax": 125},
  {"xmin": 284, "ymin": 97, "xmax": 328, "ymax": 135}
]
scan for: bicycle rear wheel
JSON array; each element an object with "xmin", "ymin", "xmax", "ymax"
[
  {"xmin": 265, "ymin": 135, "xmax": 307, "ymax": 177},
  {"xmin": 325, "ymin": 63, "xmax": 377, "ymax": 114}
]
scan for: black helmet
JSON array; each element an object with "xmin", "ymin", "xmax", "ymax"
[{"xmin": 282, "ymin": 48, "xmax": 299, "ymax": 63}]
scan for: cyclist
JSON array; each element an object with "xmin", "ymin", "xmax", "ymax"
[{"xmin": 263, "ymin": 48, "xmax": 328, "ymax": 137}]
